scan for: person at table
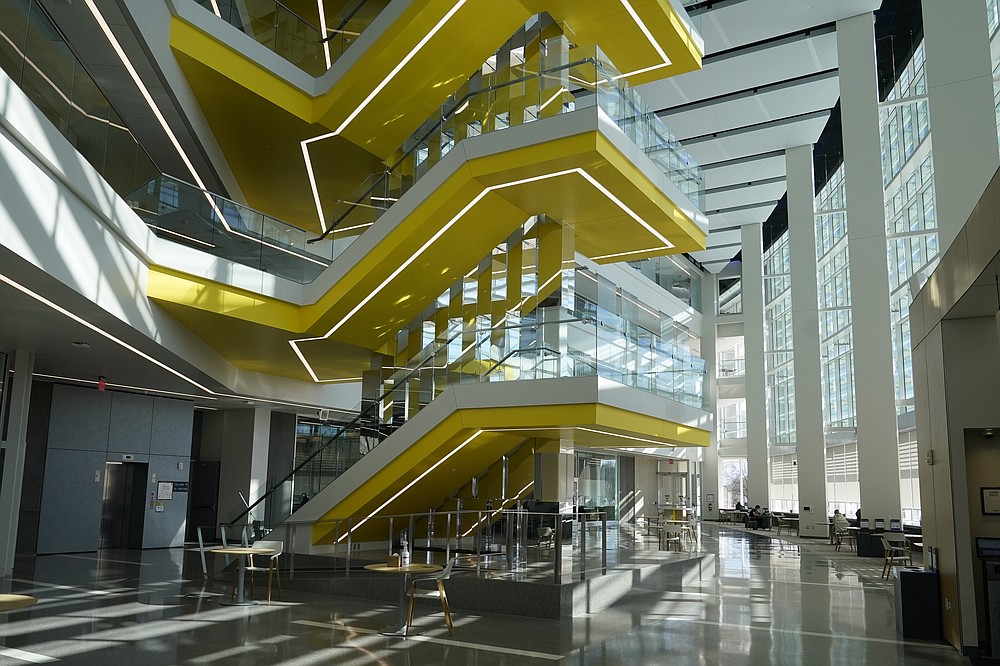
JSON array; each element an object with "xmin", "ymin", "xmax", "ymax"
[
  {"xmin": 833, "ymin": 509, "xmax": 850, "ymax": 532},
  {"xmin": 746, "ymin": 505, "xmax": 761, "ymax": 529},
  {"xmin": 735, "ymin": 501, "xmax": 744, "ymax": 512}
]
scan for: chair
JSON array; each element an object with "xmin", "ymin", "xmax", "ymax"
[
  {"xmin": 880, "ymin": 537, "xmax": 908, "ymax": 579},
  {"xmin": 834, "ymin": 529, "xmax": 848, "ymax": 552},
  {"xmin": 536, "ymin": 526, "xmax": 555, "ymax": 556},
  {"xmin": 407, "ymin": 557, "xmax": 457, "ymax": 636},
  {"xmin": 660, "ymin": 525, "xmax": 684, "ymax": 552},
  {"xmin": 246, "ymin": 540, "xmax": 283, "ymax": 602}
]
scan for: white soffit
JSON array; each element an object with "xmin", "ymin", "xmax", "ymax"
[
  {"xmin": 639, "ymin": 30, "xmax": 838, "ymax": 109},
  {"xmin": 692, "ymin": 0, "xmax": 883, "ymax": 54},
  {"xmin": 708, "ymin": 203, "xmax": 777, "ymax": 228},
  {"xmin": 701, "ymin": 152, "xmax": 786, "ymax": 189},
  {"xmin": 661, "ymin": 71, "xmax": 840, "ymax": 140},
  {"xmin": 704, "ymin": 178, "xmax": 787, "ymax": 211},
  {"xmin": 681, "ymin": 110, "xmax": 830, "ymax": 164},
  {"xmin": 705, "ymin": 228, "xmax": 742, "ymax": 248}
]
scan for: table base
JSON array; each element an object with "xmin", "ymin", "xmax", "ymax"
[{"xmin": 220, "ymin": 599, "xmax": 260, "ymax": 607}]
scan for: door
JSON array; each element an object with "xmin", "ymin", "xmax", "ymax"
[
  {"xmin": 99, "ymin": 462, "xmax": 147, "ymax": 549},
  {"xmin": 186, "ymin": 461, "xmax": 220, "ymax": 542}
]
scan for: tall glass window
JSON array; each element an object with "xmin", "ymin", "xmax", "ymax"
[{"xmin": 719, "ymin": 456, "xmax": 748, "ymax": 508}]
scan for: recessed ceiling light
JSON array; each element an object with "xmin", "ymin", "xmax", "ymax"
[{"xmin": 71, "ymin": 341, "xmax": 90, "ymax": 349}]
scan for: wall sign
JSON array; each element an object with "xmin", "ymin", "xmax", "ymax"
[
  {"xmin": 156, "ymin": 481, "xmax": 173, "ymax": 500},
  {"xmin": 982, "ymin": 487, "xmax": 1000, "ymax": 515}
]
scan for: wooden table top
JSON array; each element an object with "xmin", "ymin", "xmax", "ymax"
[
  {"xmin": 209, "ymin": 547, "xmax": 275, "ymax": 556},
  {"xmin": 364, "ymin": 563, "xmax": 442, "ymax": 574},
  {"xmin": 0, "ymin": 594, "xmax": 37, "ymax": 612}
]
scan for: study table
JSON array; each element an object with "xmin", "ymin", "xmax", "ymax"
[
  {"xmin": 364, "ymin": 562, "xmax": 443, "ymax": 637},
  {"xmin": 210, "ymin": 546, "xmax": 275, "ymax": 606}
]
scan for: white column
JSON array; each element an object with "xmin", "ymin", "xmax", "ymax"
[
  {"xmin": 786, "ymin": 145, "xmax": 827, "ymax": 536},
  {"xmin": 249, "ymin": 408, "xmax": 272, "ymax": 522},
  {"xmin": 741, "ymin": 222, "xmax": 768, "ymax": 506},
  {"xmin": 921, "ymin": 0, "xmax": 1000, "ymax": 251},
  {"xmin": 838, "ymin": 12, "xmax": 901, "ymax": 522},
  {"xmin": 0, "ymin": 350, "xmax": 34, "ymax": 574},
  {"xmin": 701, "ymin": 273, "xmax": 719, "ymax": 520}
]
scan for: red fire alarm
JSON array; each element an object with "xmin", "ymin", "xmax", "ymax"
[{"xmin": 98, "ymin": 376, "xmax": 106, "ymax": 391}]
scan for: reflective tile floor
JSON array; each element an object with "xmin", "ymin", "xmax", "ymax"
[{"xmin": 0, "ymin": 524, "xmax": 973, "ymax": 665}]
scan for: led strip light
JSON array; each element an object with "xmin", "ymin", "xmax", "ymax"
[
  {"xmin": 300, "ymin": 0, "xmax": 678, "ymax": 230},
  {"xmin": 339, "ymin": 429, "xmax": 483, "ymax": 539},
  {"xmin": 289, "ymin": 166, "xmax": 673, "ymax": 382}
]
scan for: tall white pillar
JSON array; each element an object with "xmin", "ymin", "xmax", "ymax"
[
  {"xmin": 838, "ymin": 12, "xmax": 901, "ymax": 522},
  {"xmin": 0, "ymin": 350, "xmax": 34, "ymax": 574},
  {"xmin": 921, "ymin": 0, "xmax": 1000, "ymax": 251},
  {"xmin": 741, "ymin": 222, "xmax": 768, "ymax": 506},
  {"xmin": 786, "ymin": 145, "xmax": 827, "ymax": 536},
  {"xmin": 701, "ymin": 273, "xmax": 719, "ymax": 520},
  {"xmin": 249, "ymin": 407, "xmax": 272, "ymax": 521}
]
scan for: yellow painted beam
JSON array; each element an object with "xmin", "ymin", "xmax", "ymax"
[
  {"xmin": 310, "ymin": 399, "xmax": 708, "ymax": 543},
  {"xmin": 149, "ymin": 124, "xmax": 705, "ymax": 380}
]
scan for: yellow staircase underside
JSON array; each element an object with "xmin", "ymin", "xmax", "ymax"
[
  {"xmin": 147, "ymin": 120, "xmax": 706, "ymax": 382},
  {"xmin": 311, "ymin": 397, "xmax": 709, "ymax": 545},
  {"xmin": 169, "ymin": 0, "xmax": 701, "ymax": 230}
]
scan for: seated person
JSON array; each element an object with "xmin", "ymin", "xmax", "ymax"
[
  {"xmin": 833, "ymin": 509, "xmax": 850, "ymax": 532},
  {"xmin": 746, "ymin": 504, "xmax": 762, "ymax": 529},
  {"xmin": 735, "ymin": 501, "xmax": 744, "ymax": 512},
  {"xmin": 758, "ymin": 508, "xmax": 772, "ymax": 530}
]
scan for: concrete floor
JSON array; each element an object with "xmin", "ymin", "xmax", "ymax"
[{"xmin": 0, "ymin": 523, "xmax": 973, "ymax": 665}]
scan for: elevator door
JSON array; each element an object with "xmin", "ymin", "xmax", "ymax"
[{"xmin": 99, "ymin": 462, "xmax": 147, "ymax": 549}]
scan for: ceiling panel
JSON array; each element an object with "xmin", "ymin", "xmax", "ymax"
[
  {"xmin": 703, "ymin": 179, "xmax": 787, "ymax": 211},
  {"xmin": 639, "ymin": 31, "xmax": 838, "ymax": 109},
  {"xmin": 701, "ymin": 153, "xmax": 787, "ymax": 190},
  {"xmin": 705, "ymin": 228, "xmax": 742, "ymax": 248},
  {"xmin": 660, "ymin": 71, "xmax": 839, "ymax": 140},
  {"xmin": 693, "ymin": 0, "xmax": 882, "ymax": 54},
  {"xmin": 708, "ymin": 203, "xmax": 777, "ymax": 228},
  {"xmin": 682, "ymin": 111, "xmax": 831, "ymax": 164}
]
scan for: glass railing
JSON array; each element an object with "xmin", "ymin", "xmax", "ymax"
[
  {"xmin": 628, "ymin": 255, "xmax": 704, "ymax": 312},
  {"xmin": 193, "ymin": 0, "xmax": 377, "ymax": 76},
  {"xmin": 227, "ymin": 305, "xmax": 707, "ymax": 527},
  {"xmin": 127, "ymin": 173, "xmax": 335, "ymax": 283},
  {"xmin": 316, "ymin": 45, "xmax": 703, "ymax": 242},
  {"xmin": 719, "ymin": 421, "xmax": 747, "ymax": 438},
  {"xmin": 0, "ymin": 0, "xmax": 159, "ymax": 198}
]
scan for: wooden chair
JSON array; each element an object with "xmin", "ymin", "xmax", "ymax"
[
  {"xmin": 407, "ymin": 557, "xmax": 457, "ymax": 636},
  {"xmin": 660, "ymin": 525, "xmax": 684, "ymax": 552},
  {"xmin": 246, "ymin": 540, "xmax": 283, "ymax": 602},
  {"xmin": 880, "ymin": 536, "xmax": 909, "ymax": 579}
]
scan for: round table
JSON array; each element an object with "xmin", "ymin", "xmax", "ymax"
[
  {"xmin": 210, "ymin": 547, "xmax": 275, "ymax": 606},
  {"xmin": 364, "ymin": 562, "xmax": 443, "ymax": 637},
  {"xmin": 0, "ymin": 594, "xmax": 37, "ymax": 612}
]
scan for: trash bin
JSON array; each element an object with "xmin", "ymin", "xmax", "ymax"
[{"xmin": 893, "ymin": 567, "xmax": 941, "ymax": 639}]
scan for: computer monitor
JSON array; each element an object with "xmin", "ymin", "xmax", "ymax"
[
  {"xmin": 860, "ymin": 518, "xmax": 870, "ymax": 531},
  {"xmin": 889, "ymin": 518, "xmax": 902, "ymax": 532},
  {"xmin": 976, "ymin": 537, "xmax": 1000, "ymax": 560},
  {"xmin": 874, "ymin": 518, "xmax": 885, "ymax": 532}
]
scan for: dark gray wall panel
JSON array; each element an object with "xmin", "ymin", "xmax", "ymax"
[
  {"xmin": 143, "ymin": 454, "xmax": 190, "ymax": 548},
  {"xmin": 150, "ymin": 397, "xmax": 194, "ymax": 457},
  {"xmin": 109, "ymin": 392, "xmax": 154, "ymax": 454},
  {"xmin": 37, "ymin": 449, "xmax": 106, "ymax": 554},
  {"xmin": 47, "ymin": 384, "xmax": 111, "ymax": 451}
]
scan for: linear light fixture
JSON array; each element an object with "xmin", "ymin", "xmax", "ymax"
[
  {"xmin": 289, "ymin": 167, "xmax": 670, "ymax": 382},
  {"xmin": 483, "ymin": 425, "xmax": 681, "ymax": 448},
  {"xmin": 1, "ymin": 270, "xmax": 362, "ymax": 412},
  {"xmin": 31, "ymin": 373, "xmax": 216, "ymax": 401},
  {"xmin": 83, "ymin": 0, "xmax": 328, "ymax": 269},
  {"xmin": 317, "ymin": 0, "xmax": 332, "ymax": 70},
  {"xmin": 340, "ymin": 429, "xmax": 483, "ymax": 540},
  {"xmin": 592, "ymin": 246, "xmax": 673, "ymax": 261}
]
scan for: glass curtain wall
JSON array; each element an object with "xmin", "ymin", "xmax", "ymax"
[
  {"xmin": 815, "ymin": 165, "xmax": 860, "ymax": 514},
  {"xmin": 764, "ymin": 231, "xmax": 797, "ymax": 511},
  {"xmin": 764, "ymin": 232, "xmax": 795, "ymax": 447},
  {"xmin": 769, "ymin": 453, "xmax": 798, "ymax": 513},
  {"xmin": 879, "ymin": 39, "xmax": 938, "ymax": 525},
  {"xmin": 576, "ymin": 451, "xmax": 618, "ymax": 515},
  {"xmin": 719, "ymin": 456, "xmax": 748, "ymax": 508},
  {"xmin": 988, "ymin": 0, "xmax": 1000, "ymax": 141}
]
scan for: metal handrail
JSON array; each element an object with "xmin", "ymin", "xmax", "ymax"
[{"xmin": 309, "ymin": 55, "xmax": 602, "ymax": 243}]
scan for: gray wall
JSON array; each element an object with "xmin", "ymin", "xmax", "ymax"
[{"xmin": 37, "ymin": 384, "xmax": 194, "ymax": 553}]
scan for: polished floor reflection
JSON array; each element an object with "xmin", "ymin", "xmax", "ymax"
[{"xmin": 0, "ymin": 523, "xmax": 971, "ymax": 665}]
